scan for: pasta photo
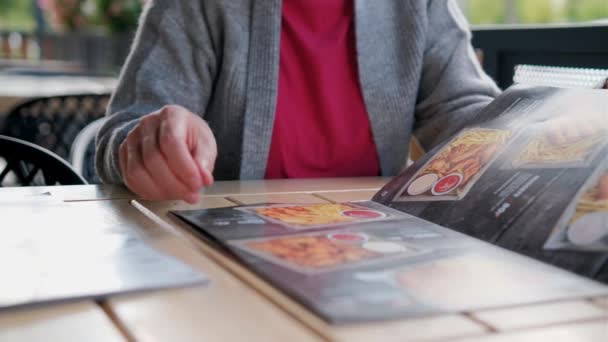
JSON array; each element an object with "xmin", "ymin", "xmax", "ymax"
[{"xmin": 513, "ymin": 115, "xmax": 608, "ymax": 168}]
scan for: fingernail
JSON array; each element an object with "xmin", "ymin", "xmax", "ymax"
[
  {"xmin": 200, "ymin": 166, "xmax": 214, "ymax": 186},
  {"xmin": 200, "ymin": 159, "xmax": 209, "ymax": 172}
]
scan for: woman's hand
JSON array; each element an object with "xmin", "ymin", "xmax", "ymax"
[{"xmin": 119, "ymin": 105, "xmax": 217, "ymax": 203}]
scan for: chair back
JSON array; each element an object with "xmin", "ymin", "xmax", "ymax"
[
  {"xmin": 0, "ymin": 135, "xmax": 86, "ymax": 186},
  {"xmin": 70, "ymin": 117, "xmax": 107, "ymax": 184},
  {"xmin": 1, "ymin": 94, "xmax": 111, "ymax": 159}
]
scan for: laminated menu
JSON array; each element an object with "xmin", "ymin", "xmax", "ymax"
[
  {"xmin": 0, "ymin": 199, "xmax": 207, "ymax": 311},
  {"xmin": 172, "ymin": 85, "xmax": 608, "ymax": 324},
  {"xmin": 375, "ymin": 86, "xmax": 608, "ymax": 263}
]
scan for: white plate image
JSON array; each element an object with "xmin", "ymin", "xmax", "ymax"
[
  {"xmin": 407, "ymin": 174, "xmax": 438, "ymax": 196},
  {"xmin": 567, "ymin": 212, "xmax": 608, "ymax": 246},
  {"xmin": 363, "ymin": 241, "xmax": 409, "ymax": 254}
]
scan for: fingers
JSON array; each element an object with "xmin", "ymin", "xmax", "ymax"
[
  {"xmin": 196, "ymin": 154, "xmax": 215, "ymax": 186},
  {"xmin": 158, "ymin": 109, "xmax": 204, "ymax": 190},
  {"xmin": 191, "ymin": 117, "xmax": 218, "ymax": 186},
  {"xmin": 192, "ymin": 142, "xmax": 216, "ymax": 186},
  {"xmin": 117, "ymin": 105, "xmax": 217, "ymax": 203},
  {"xmin": 122, "ymin": 127, "xmax": 165, "ymax": 200},
  {"xmin": 139, "ymin": 115, "xmax": 200, "ymax": 203}
]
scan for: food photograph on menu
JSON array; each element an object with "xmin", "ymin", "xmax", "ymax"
[
  {"xmin": 229, "ymin": 230, "xmax": 427, "ymax": 275},
  {"xmin": 395, "ymin": 128, "xmax": 513, "ymax": 202},
  {"xmin": 545, "ymin": 161, "xmax": 608, "ymax": 251},
  {"xmin": 510, "ymin": 114, "xmax": 608, "ymax": 169},
  {"xmin": 237, "ymin": 203, "xmax": 394, "ymax": 230}
]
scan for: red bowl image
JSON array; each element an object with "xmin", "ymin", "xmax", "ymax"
[
  {"xmin": 328, "ymin": 232, "xmax": 369, "ymax": 244},
  {"xmin": 341, "ymin": 209, "xmax": 385, "ymax": 219},
  {"xmin": 431, "ymin": 173, "xmax": 463, "ymax": 196}
]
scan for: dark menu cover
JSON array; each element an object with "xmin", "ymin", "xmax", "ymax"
[
  {"xmin": 172, "ymin": 86, "xmax": 608, "ymax": 324},
  {"xmin": 374, "ymin": 86, "xmax": 608, "ymax": 282},
  {"xmin": 173, "ymin": 202, "xmax": 606, "ymax": 324}
]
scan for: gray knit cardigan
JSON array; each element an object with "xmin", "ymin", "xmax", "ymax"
[{"xmin": 96, "ymin": 0, "xmax": 500, "ymax": 183}]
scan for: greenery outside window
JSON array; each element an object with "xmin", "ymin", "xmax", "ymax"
[{"xmin": 458, "ymin": 0, "xmax": 608, "ymax": 26}]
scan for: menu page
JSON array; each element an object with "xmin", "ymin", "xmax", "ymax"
[
  {"xmin": 173, "ymin": 201, "xmax": 607, "ymax": 324},
  {"xmin": 0, "ymin": 200, "xmax": 207, "ymax": 310},
  {"xmin": 374, "ymin": 85, "xmax": 608, "ymax": 282}
]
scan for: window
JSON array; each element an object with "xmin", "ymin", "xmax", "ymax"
[{"xmin": 457, "ymin": 0, "xmax": 608, "ymax": 25}]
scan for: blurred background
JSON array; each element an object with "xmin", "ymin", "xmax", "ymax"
[
  {"xmin": 460, "ymin": 0, "xmax": 608, "ymax": 25},
  {"xmin": 0, "ymin": 0, "xmax": 144, "ymax": 74},
  {"xmin": 0, "ymin": 0, "xmax": 607, "ymax": 75},
  {"xmin": 0, "ymin": 0, "xmax": 606, "ymax": 186}
]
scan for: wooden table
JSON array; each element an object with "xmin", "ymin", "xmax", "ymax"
[
  {"xmin": 0, "ymin": 178, "xmax": 606, "ymax": 342},
  {"xmin": 0, "ymin": 74, "xmax": 116, "ymax": 114}
]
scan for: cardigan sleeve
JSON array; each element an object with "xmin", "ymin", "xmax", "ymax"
[
  {"xmin": 413, "ymin": 0, "xmax": 501, "ymax": 151},
  {"xmin": 95, "ymin": 0, "xmax": 217, "ymax": 184}
]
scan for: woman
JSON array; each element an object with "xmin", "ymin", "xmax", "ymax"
[{"xmin": 96, "ymin": 0, "xmax": 499, "ymax": 203}]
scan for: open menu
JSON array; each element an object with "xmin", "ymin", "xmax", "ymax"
[
  {"xmin": 374, "ymin": 86, "xmax": 608, "ymax": 277},
  {"xmin": 172, "ymin": 85, "xmax": 608, "ymax": 324},
  {"xmin": 0, "ymin": 199, "xmax": 207, "ymax": 310}
]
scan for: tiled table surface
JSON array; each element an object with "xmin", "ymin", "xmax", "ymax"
[{"xmin": 1, "ymin": 178, "xmax": 606, "ymax": 342}]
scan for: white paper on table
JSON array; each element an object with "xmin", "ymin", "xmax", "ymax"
[{"xmin": 0, "ymin": 201, "xmax": 208, "ymax": 310}]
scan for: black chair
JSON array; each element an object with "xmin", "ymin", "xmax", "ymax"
[
  {"xmin": 0, "ymin": 135, "xmax": 86, "ymax": 186},
  {"xmin": 1, "ymin": 94, "xmax": 111, "ymax": 160}
]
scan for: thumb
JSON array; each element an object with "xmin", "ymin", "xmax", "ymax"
[
  {"xmin": 188, "ymin": 115, "xmax": 217, "ymax": 186},
  {"xmin": 192, "ymin": 145, "xmax": 215, "ymax": 186}
]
